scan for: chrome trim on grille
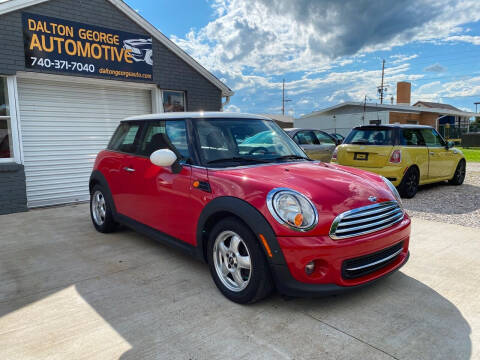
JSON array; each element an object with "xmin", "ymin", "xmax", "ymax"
[
  {"xmin": 345, "ymin": 248, "xmax": 403, "ymax": 271},
  {"xmin": 330, "ymin": 201, "xmax": 404, "ymax": 240}
]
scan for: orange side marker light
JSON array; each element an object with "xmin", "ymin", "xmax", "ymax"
[
  {"xmin": 294, "ymin": 213, "xmax": 304, "ymax": 227},
  {"xmin": 259, "ymin": 234, "xmax": 273, "ymax": 258},
  {"xmin": 193, "ymin": 181, "xmax": 200, "ymax": 188}
]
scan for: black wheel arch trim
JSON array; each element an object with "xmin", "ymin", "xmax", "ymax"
[
  {"xmin": 195, "ymin": 196, "xmax": 287, "ymax": 266},
  {"xmin": 89, "ymin": 170, "xmax": 117, "ymax": 215}
]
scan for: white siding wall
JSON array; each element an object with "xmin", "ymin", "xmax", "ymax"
[{"xmin": 295, "ymin": 111, "xmax": 390, "ymax": 136}]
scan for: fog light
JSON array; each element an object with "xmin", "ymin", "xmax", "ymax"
[{"xmin": 305, "ymin": 261, "xmax": 315, "ymax": 275}]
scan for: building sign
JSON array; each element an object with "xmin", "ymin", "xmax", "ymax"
[{"xmin": 22, "ymin": 13, "xmax": 153, "ymax": 81}]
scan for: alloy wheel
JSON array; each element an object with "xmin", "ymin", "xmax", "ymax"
[
  {"xmin": 406, "ymin": 170, "xmax": 418, "ymax": 196},
  {"xmin": 213, "ymin": 230, "xmax": 252, "ymax": 292},
  {"xmin": 92, "ymin": 190, "xmax": 106, "ymax": 226},
  {"xmin": 456, "ymin": 161, "xmax": 466, "ymax": 183}
]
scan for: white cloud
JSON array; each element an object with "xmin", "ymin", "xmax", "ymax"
[
  {"xmin": 424, "ymin": 63, "xmax": 447, "ymax": 72},
  {"xmin": 412, "ymin": 77, "xmax": 480, "ymax": 103},
  {"xmin": 173, "ymin": 0, "xmax": 480, "ymax": 80},
  {"xmin": 444, "ymin": 35, "xmax": 480, "ymax": 45},
  {"xmin": 390, "ymin": 54, "xmax": 419, "ymax": 64},
  {"xmin": 169, "ymin": 0, "xmax": 480, "ymax": 113},
  {"xmin": 224, "ymin": 104, "xmax": 241, "ymax": 112}
]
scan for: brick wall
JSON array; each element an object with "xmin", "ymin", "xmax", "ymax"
[
  {"xmin": 0, "ymin": 163, "xmax": 27, "ymax": 215},
  {"xmin": 389, "ymin": 112, "xmax": 421, "ymax": 124},
  {"xmin": 0, "ymin": 0, "xmax": 223, "ymax": 111},
  {"xmin": 389, "ymin": 112, "xmax": 439, "ymax": 129}
]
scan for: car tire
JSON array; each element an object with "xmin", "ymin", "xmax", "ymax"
[
  {"xmin": 449, "ymin": 159, "xmax": 466, "ymax": 185},
  {"xmin": 90, "ymin": 185, "xmax": 117, "ymax": 233},
  {"xmin": 207, "ymin": 217, "xmax": 274, "ymax": 304},
  {"xmin": 398, "ymin": 167, "xmax": 419, "ymax": 199}
]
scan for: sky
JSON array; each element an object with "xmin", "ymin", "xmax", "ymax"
[{"xmin": 126, "ymin": 0, "xmax": 480, "ymax": 118}]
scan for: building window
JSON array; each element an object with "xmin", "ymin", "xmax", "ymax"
[
  {"xmin": 163, "ymin": 90, "xmax": 186, "ymax": 112},
  {"xmin": 0, "ymin": 77, "xmax": 13, "ymax": 160}
]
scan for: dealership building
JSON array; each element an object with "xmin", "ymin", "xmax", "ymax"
[{"xmin": 0, "ymin": 0, "xmax": 233, "ymax": 215}]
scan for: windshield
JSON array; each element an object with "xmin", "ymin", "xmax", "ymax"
[
  {"xmin": 194, "ymin": 118, "xmax": 308, "ymax": 167},
  {"xmin": 344, "ymin": 128, "xmax": 394, "ymax": 146}
]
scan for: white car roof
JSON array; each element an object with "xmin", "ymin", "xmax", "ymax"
[{"xmin": 124, "ymin": 112, "xmax": 273, "ymax": 121}]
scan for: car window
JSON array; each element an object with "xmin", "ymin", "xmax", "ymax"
[
  {"xmin": 108, "ymin": 123, "xmax": 142, "ymax": 154},
  {"xmin": 294, "ymin": 131, "xmax": 319, "ymax": 145},
  {"xmin": 400, "ymin": 129, "xmax": 426, "ymax": 146},
  {"xmin": 344, "ymin": 128, "xmax": 394, "ymax": 145},
  {"xmin": 420, "ymin": 128, "xmax": 445, "ymax": 148},
  {"xmin": 193, "ymin": 118, "xmax": 306, "ymax": 166},
  {"xmin": 139, "ymin": 120, "xmax": 191, "ymax": 159},
  {"xmin": 314, "ymin": 131, "xmax": 335, "ymax": 145}
]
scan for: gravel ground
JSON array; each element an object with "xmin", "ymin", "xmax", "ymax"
[{"xmin": 403, "ymin": 162, "xmax": 480, "ymax": 228}]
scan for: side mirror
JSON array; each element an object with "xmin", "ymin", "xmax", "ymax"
[
  {"xmin": 447, "ymin": 141, "xmax": 455, "ymax": 149},
  {"xmin": 150, "ymin": 149, "xmax": 177, "ymax": 167}
]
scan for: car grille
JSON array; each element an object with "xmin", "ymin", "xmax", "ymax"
[
  {"xmin": 342, "ymin": 242, "xmax": 404, "ymax": 279},
  {"xmin": 330, "ymin": 201, "xmax": 404, "ymax": 240}
]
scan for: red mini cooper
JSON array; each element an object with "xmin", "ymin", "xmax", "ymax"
[{"xmin": 90, "ymin": 113, "xmax": 410, "ymax": 304}]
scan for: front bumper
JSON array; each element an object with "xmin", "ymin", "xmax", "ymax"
[
  {"xmin": 270, "ymin": 215, "xmax": 411, "ymax": 297},
  {"xmin": 272, "ymin": 252, "xmax": 409, "ymax": 297}
]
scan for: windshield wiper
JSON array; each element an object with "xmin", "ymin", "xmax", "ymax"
[
  {"xmin": 206, "ymin": 157, "xmax": 270, "ymax": 165},
  {"xmin": 272, "ymin": 155, "xmax": 311, "ymax": 162}
]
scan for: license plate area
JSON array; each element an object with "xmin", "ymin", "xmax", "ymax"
[{"xmin": 354, "ymin": 152, "xmax": 369, "ymax": 161}]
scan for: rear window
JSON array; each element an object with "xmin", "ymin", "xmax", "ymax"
[{"xmin": 344, "ymin": 128, "xmax": 394, "ymax": 146}]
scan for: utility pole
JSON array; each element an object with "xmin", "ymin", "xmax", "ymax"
[
  {"xmin": 377, "ymin": 59, "xmax": 386, "ymax": 104},
  {"xmin": 282, "ymin": 79, "xmax": 292, "ymax": 115},
  {"xmin": 363, "ymin": 95, "xmax": 368, "ymax": 125}
]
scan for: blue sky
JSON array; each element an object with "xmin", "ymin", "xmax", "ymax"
[{"xmin": 127, "ymin": 0, "xmax": 480, "ymax": 117}]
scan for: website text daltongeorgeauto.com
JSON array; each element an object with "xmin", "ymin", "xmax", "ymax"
[{"xmin": 99, "ymin": 68, "xmax": 152, "ymax": 79}]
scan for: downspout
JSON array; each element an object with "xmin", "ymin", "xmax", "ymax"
[{"xmin": 221, "ymin": 96, "xmax": 231, "ymax": 111}]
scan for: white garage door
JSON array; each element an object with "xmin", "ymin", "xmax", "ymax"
[{"xmin": 18, "ymin": 77, "xmax": 152, "ymax": 208}]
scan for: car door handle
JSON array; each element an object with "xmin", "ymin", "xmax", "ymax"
[{"xmin": 123, "ymin": 167, "xmax": 136, "ymax": 172}]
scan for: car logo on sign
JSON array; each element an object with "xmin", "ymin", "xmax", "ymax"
[{"xmin": 368, "ymin": 196, "xmax": 377, "ymax": 203}]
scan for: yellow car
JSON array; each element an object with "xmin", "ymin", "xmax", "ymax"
[{"xmin": 332, "ymin": 124, "xmax": 466, "ymax": 198}]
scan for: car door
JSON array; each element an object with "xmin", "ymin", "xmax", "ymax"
[
  {"xmin": 293, "ymin": 130, "xmax": 322, "ymax": 160},
  {"xmin": 313, "ymin": 130, "xmax": 337, "ymax": 162},
  {"xmin": 105, "ymin": 122, "xmax": 144, "ymax": 216},
  {"xmin": 125, "ymin": 119, "xmax": 195, "ymax": 244},
  {"xmin": 400, "ymin": 128, "xmax": 429, "ymax": 182},
  {"xmin": 420, "ymin": 128, "xmax": 456, "ymax": 179}
]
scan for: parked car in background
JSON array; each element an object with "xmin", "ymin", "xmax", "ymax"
[
  {"xmin": 285, "ymin": 128, "xmax": 337, "ymax": 162},
  {"xmin": 330, "ymin": 133, "xmax": 345, "ymax": 145},
  {"xmin": 90, "ymin": 113, "xmax": 410, "ymax": 304},
  {"xmin": 332, "ymin": 124, "xmax": 466, "ymax": 198}
]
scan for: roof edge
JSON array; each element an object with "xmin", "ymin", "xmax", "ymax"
[
  {"xmin": 0, "ymin": 0, "xmax": 234, "ymax": 97},
  {"xmin": 300, "ymin": 102, "xmax": 479, "ymax": 119}
]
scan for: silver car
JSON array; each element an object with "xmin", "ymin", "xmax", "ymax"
[{"xmin": 285, "ymin": 128, "xmax": 337, "ymax": 162}]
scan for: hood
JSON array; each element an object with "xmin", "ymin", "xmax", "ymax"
[{"xmin": 208, "ymin": 161, "xmax": 397, "ymax": 236}]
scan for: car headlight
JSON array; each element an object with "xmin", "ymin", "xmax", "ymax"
[
  {"xmin": 381, "ymin": 176, "xmax": 403, "ymax": 207},
  {"xmin": 267, "ymin": 188, "xmax": 318, "ymax": 231}
]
